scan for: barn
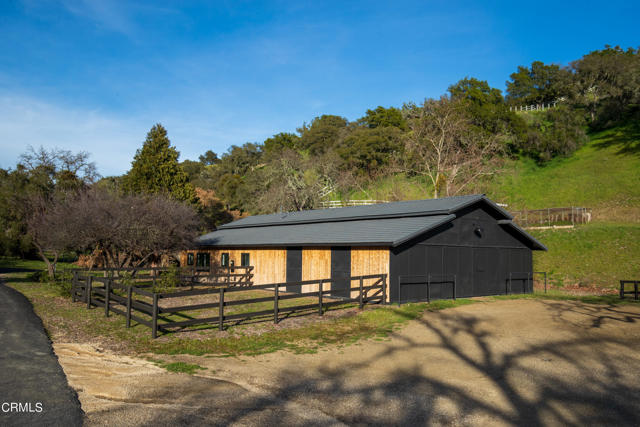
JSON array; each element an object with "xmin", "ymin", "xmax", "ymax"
[{"xmin": 182, "ymin": 194, "xmax": 547, "ymax": 303}]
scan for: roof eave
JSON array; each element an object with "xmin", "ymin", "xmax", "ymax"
[
  {"xmin": 391, "ymin": 214, "xmax": 456, "ymax": 247},
  {"xmin": 498, "ymin": 220, "xmax": 548, "ymax": 251}
]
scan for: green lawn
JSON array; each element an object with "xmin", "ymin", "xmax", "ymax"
[
  {"xmin": 489, "ymin": 125, "xmax": 640, "ymax": 211},
  {"xmin": 531, "ymin": 222, "xmax": 640, "ymax": 286}
]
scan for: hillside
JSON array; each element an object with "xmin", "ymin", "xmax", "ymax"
[
  {"xmin": 489, "ymin": 124, "xmax": 640, "ymax": 220},
  {"xmin": 349, "ymin": 124, "xmax": 640, "ymax": 288}
]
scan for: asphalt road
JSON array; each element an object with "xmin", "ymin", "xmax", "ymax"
[{"xmin": 0, "ymin": 279, "xmax": 84, "ymax": 426}]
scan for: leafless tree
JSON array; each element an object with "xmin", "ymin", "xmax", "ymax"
[
  {"xmin": 258, "ymin": 149, "xmax": 346, "ymax": 212},
  {"xmin": 399, "ymin": 96, "xmax": 503, "ymax": 198},
  {"xmin": 28, "ymin": 188, "xmax": 201, "ymax": 276},
  {"xmin": 19, "ymin": 145, "xmax": 99, "ymax": 185}
]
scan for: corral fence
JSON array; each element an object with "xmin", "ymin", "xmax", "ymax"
[
  {"xmin": 397, "ymin": 271, "xmax": 549, "ymax": 303},
  {"xmin": 620, "ymin": 280, "xmax": 640, "ymax": 300},
  {"xmin": 71, "ymin": 269, "xmax": 387, "ymax": 338},
  {"xmin": 511, "ymin": 207, "xmax": 592, "ymax": 228},
  {"xmin": 397, "ymin": 274, "xmax": 457, "ymax": 303},
  {"xmin": 509, "ymin": 102, "xmax": 558, "ymax": 112}
]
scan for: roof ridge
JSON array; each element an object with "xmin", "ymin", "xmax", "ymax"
[{"xmin": 219, "ymin": 194, "xmax": 486, "ymax": 230}]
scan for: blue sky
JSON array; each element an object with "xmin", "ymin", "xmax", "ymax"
[{"xmin": 1, "ymin": 1, "xmax": 638, "ymax": 176}]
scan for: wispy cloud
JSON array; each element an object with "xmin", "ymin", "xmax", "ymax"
[
  {"xmin": 0, "ymin": 94, "xmax": 146, "ymax": 175},
  {"xmin": 0, "ymin": 94, "xmax": 280, "ymax": 176},
  {"xmin": 59, "ymin": 0, "xmax": 137, "ymax": 36}
]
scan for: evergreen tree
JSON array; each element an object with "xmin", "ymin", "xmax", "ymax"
[{"xmin": 123, "ymin": 124, "xmax": 197, "ymax": 203}]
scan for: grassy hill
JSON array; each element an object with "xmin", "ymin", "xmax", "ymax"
[
  {"xmin": 488, "ymin": 124, "xmax": 640, "ymax": 219},
  {"xmin": 349, "ymin": 124, "xmax": 640, "ymax": 288}
]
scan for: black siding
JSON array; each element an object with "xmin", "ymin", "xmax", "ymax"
[
  {"xmin": 330, "ymin": 247, "xmax": 351, "ymax": 298},
  {"xmin": 286, "ymin": 247, "xmax": 302, "ymax": 292},
  {"xmin": 390, "ymin": 204, "xmax": 535, "ymax": 302}
]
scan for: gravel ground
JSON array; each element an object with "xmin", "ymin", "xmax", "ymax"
[{"xmin": 56, "ymin": 299, "xmax": 640, "ymax": 426}]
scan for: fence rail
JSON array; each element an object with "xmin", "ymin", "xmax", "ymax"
[
  {"xmin": 509, "ymin": 102, "xmax": 558, "ymax": 112},
  {"xmin": 511, "ymin": 207, "xmax": 592, "ymax": 228},
  {"xmin": 72, "ymin": 271, "xmax": 387, "ymax": 338},
  {"xmin": 620, "ymin": 280, "xmax": 640, "ymax": 300},
  {"xmin": 397, "ymin": 274, "xmax": 456, "ymax": 303}
]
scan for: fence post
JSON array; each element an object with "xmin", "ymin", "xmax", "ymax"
[
  {"xmin": 635, "ymin": 282, "xmax": 639, "ymax": 301},
  {"xmin": 620, "ymin": 281, "xmax": 625, "ymax": 299},
  {"xmin": 219, "ymin": 287, "xmax": 225, "ymax": 331},
  {"xmin": 86, "ymin": 276, "xmax": 93, "ymax": 309},
  {"xmin": 453, "ymin": 275, "xmax": 457, "ymax": 300},
  {"xmin": 274, "ymin": 284, "xmax": 279, "ymax": 324},
  {"xmin": 544, "ymin": 272, "xmax": 547, "ymax": 294},
  {"xmin": 126, "ymin": 285, "xmax": 132, "ymax": 328},
  {"xmin": 382, "ymin": 274, "xmax": 387, "ymax": 304},
  {"xmin": 152, "ymin": 293, "xmax": 158, "ymax": 339},
  {"xmin": 105, "ymin": 278, "xmax": 111, "ymax": 317},
  {"xmin": 427, "ymin": 273, "xmax": 431, "ymax": 303},
  {"xmin": 72, "ymin": 271, "xmax": 77, "ymax": 302},
  {"xmin": 359, "ymin": 277, "xmax": 364, "ymax": 309},
  {"xmin": 318, "ymin": 280, "xmax": 323, "ymax": 315},
  {"xmin": 507, "ymin": 273, "xmax": 511, "ymax": 295}
]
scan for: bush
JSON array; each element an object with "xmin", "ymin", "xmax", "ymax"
[
  {"xmin": 519, "ymin": 106, "xmax": 588, "ymax": 162},
  {"xmin": 153, "ymin": 265, "xmax": 181, "ymax": 294}
]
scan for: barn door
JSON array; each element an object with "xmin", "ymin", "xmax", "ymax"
[
  {"xmin": 330, "ymin": 247, "xmax": 351, "ymax": 298},
  {"xmin": 286, "ymin": 247, "xmax": 302, "ymax": 292}
]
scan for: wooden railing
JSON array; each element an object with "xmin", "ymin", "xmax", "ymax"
[
  {"xmin": 72, "ymin": 272, "xmax": 387, "ymax": 338},
  {"xmin": 620, "ymin": 280, "xmax": 640, "ymax": 300}
]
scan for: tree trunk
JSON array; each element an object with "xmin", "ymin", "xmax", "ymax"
[{"xmin": 33, "ymin": 241, "xmax": 54, "ymax": 279}]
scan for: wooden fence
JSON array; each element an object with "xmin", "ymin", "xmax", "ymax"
[
  {"xmin": 620, "ymin": 280, "xmax": 640, "ymax": 300},
  {"xmin": 511, "ymin": 207, "xmax": 592, "ymax": 227},
  {"xmin": 71, "ymin": 271, "xmax": 387, "ymax": 338}
]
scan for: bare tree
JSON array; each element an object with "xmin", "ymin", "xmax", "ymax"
[
  {"xmin": 399, "ymin": 97, "xmax": 503, "ymax": 198},
  {"xmin": 19, "ymin": 146, "xmax": 99, "ymax": 186},
  {"xmin": 257, "ymin": 149, "xmax": 344, "ymax": 212},
  {"xmin": 28, "ymin": 188, "xmax": 202, "ymax": 275}
]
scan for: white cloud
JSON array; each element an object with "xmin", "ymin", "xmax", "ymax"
[
  {"xmin": 0, "ymin": 94, "xmax": 283, "ymax": 177},
  {"xmin": 0, "ymin": 94, "xmax": 146, "ymax": 176}
]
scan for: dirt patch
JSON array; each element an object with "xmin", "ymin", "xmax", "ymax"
[{"xmin": 56, "ymin": 299, "xmax": 640, "ymax": 425}]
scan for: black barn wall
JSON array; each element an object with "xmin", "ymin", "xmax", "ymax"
[
  {"xmin": 286, "ymin": 247, "xmax": 303, "ymax": 292},
  {"xmin": 390, "ymin": 203, "xmax": 534, "ymax": 302}
]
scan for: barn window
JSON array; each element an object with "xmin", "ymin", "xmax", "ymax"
[
  {"xmin": 187, "ymin": 253, "xmax": 194, "ymax": 266},
  {"xmin": 241, "ymin": 253, "xmax": 250, "ymax": 267},
  {"xmin": 196, "ymin": 253, "xmax": 210, "ymax": 268},
  {"xmin": 221, "ymin": 253, "xmax": 230, "ymax": 267}
]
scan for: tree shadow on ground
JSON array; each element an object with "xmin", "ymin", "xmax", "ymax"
[
  {"xmin": 592, "ymin": 122, "xmax": 640, "ymax": 156},
  {"xmin": 100, "ymin": 300, "xmax": 640, "ymax": 426}
]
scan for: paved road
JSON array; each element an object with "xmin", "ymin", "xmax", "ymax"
[{"xmin": 0, "ymin": 279, "xmax": 83, "ymax": 426}]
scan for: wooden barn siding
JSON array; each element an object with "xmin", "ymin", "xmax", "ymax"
[
  {"xmin": 182, "ymin": 248, "xmax": 287, "ymax": 285},
  {"xmin": 301, "ymin": 247, "xmax": 331, "ymax": 293},
  {"xmin": 350, "ymin": 247, "xmax": 390, "ymax": 301},
  {"xmin": 183, "ymin": 246, "xmax": 390, "ymax": 300}
]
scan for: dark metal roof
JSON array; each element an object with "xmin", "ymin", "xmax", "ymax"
[
  {"xmin": 198, "ymin": 215, "xmax": 456, "ymax": 247},
  {"xmin": 196, "ymin": 194, "xmax": 544, "ymax": 250},
  {"xmin": 219, "ymin": 194, "xmax": 510, "ymax": 229}
]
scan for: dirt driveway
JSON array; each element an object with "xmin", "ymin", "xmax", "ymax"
[{"xmin": 55, "ymin": 299, "xmax": 640, "ymax": 426}]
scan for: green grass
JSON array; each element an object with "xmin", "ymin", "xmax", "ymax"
[
  {"xmin": 2, "ymin": 257, "xmax": 638, "ymax": 357},
  {"xmin": 158, "ymin": 361, "xmax": 206, "ymax": 374},
  {"xmin": 348, "ymin": 125, "xmax": 640, "ymax": 213},
  {"xmin": 530, "ymin": 222, "xmax": 640, "ymax": 286},
  {"xmin": 489, "ymin": 126, "xmax": 640, "ymax": 210}
]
